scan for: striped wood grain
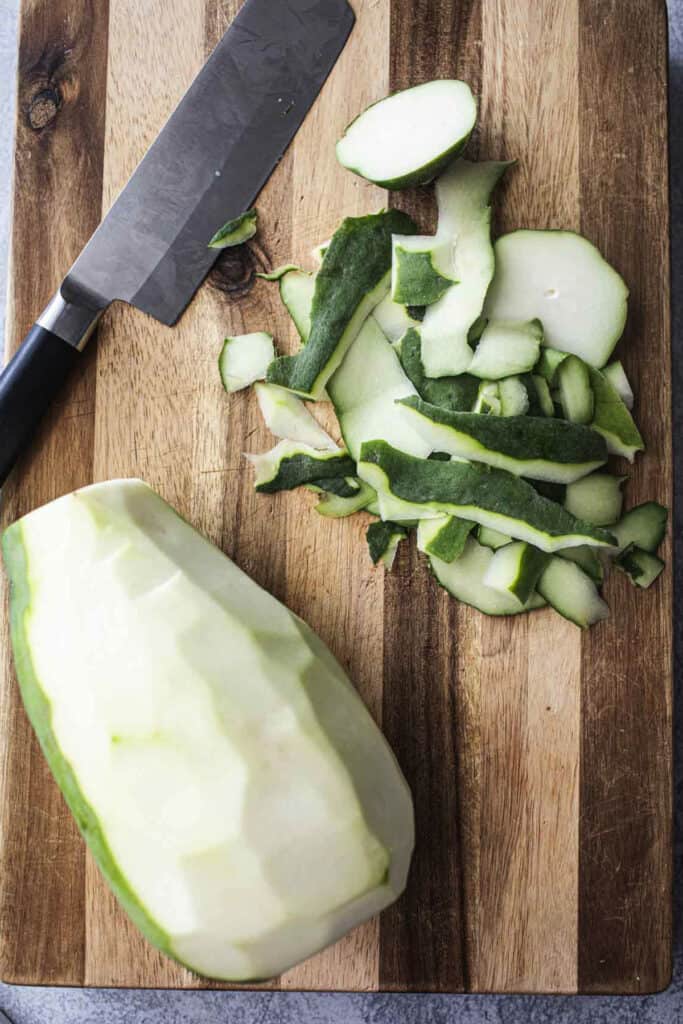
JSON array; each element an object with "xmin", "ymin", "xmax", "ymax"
[
  {"xmin": 577, "ymin": 0, "xmax": 672, "ymax": 994},
  {"xmin": 0, "ymin": 0, "xmax": 672, "ymax": 993},
  {"xmin": 0, "ymin": 0, "xmax": 110, "ymax": 985}
]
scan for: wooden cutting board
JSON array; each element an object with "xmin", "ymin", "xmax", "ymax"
[{"xmin": 0, "ymin": 0, "xmax": 672, "ymax": 995}]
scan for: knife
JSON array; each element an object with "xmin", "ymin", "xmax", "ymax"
[{"xmin": 0, "ymin": 0, "xmax": 355, "ymax": 486}]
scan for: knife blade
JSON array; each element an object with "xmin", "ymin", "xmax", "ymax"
[{"xmin": 0, "ymin": 0, "xmax": 355, "ymax": 486}]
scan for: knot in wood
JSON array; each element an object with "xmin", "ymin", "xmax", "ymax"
[
  {"xmin": 21, "ymin": 41, "xmax": 80, "ymax": 134},
  {"xmin": 209, "ymin": 245, "xmax": 259, "ymax": 298},
  {"xmin": 27, "ymin": 87, "xmax": 61, "ymax": 131}
]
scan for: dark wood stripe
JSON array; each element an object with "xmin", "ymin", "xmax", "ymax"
[
  {"xmin": 390, "ymin": 0, "xmax": 484, "ymax": 165},
  {"xmin": 379, "ymin": 550, "xmax": 468, "ymax": 991},
  {"xmin": 0, "ymin": 0, "xmax": 110, "ymax": 985},
  {"xmin": 577, "ymin": 0, "xmax": 672, "ymax": 994},
  {"xmin": 380, "ymin": 0, "xmax": 483, "ymax": 992}
]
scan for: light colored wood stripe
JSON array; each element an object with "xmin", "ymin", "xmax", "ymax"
[
  {"xmin": 470, "ymin": 615, "xmax": 531, "ymax": 990},
  {"xmin": 473, "ymin": 0, "xmax": 581, "ymax": 992},
  {"xmin": 280, "ymin": 0, "xmax": 389, "ymax": 991},
  {"xmin": 453, "ymin": 601, "xmax": 481, "ymax": 988},
  {"xmin": 85, "ymin": 0, "xmax": 208, "ymax": 988},
  {"xmin": 524, "ymin": 623, "xmax": 580, "ymax": 990}
]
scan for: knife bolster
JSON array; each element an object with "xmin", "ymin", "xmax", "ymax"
[{"xmin": 37, "ymin": 289, "xmax": 104, "ymax": 352}]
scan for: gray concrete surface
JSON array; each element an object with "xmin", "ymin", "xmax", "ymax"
[{"xmin": 0, "ymin": 2, "xmax": 681, "ymax": 1021}]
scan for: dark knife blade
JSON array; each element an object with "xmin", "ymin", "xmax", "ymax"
[
  {"xmin": 0, "ymin": 0, "xmax": 354, "ymax": 487},
  {"xmin": 63, "ymin": 0, "xmax": 355, "ymax": 325}
]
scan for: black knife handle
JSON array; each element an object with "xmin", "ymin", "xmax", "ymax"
[{"xmin": 0, "ymin": 324, "xmax": 81, "ymax": 487}]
